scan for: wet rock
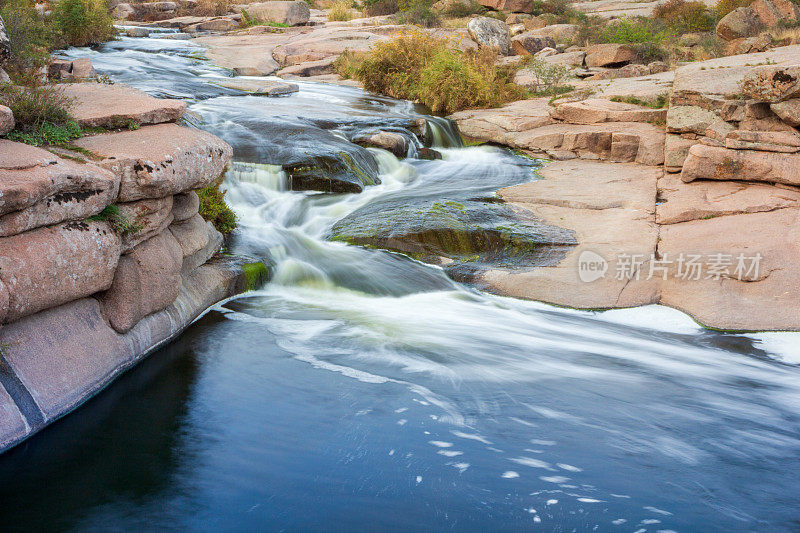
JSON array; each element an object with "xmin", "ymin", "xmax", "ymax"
[
  {"xmin": 117, "ymin": 196, "xmax": 175, "ymax": 252},
  {"xmin": 0, "ymin": 140, "xmax": 119, "ymax": 236},
  {"xmin": 353, "ymin": 131, "xmax": 409, "ymax": 158},
  {"xmin": 73, "ymin": 123, "xmax": 233, "ymax": 202},
  {"xmin": 0, "ymin": 220, "xmax": 121, "ymax": 323},
  {"xmin": 172, "ymin": 191, "xmax": 200, "ymax": 222},
  {"xmin": 510, "ymin": 33, "xmax": 556, "ymax": 56},
  {"xmin": 195, "ymin": 33, "xmax": 281, "ymax": 75},
  {"xmin": 681, "ymin": 143, "xmax": 800, "ymax": 186},
  {"xmin": 467, "ymin": 16, "xmax": 512, "ymax": 56},
  {"xmin": 0, "ymin": 104, "xmax": 13, "ymax": 135},
  {"xmin": 214, "ymin": 78, "xmax": 299, "ymax": 95},
  {"xmin": 169, "ymin": 213, "xmax": 223, "ymax": 274},
  {"xmin": 62, "ymin": 82, "xmax": 187, "ymax": 128},
  {"xmin": 235, "ymin": 1, "xmax": 310, "ymax": 26},
  {"xmin": 741, "ymin": 65, "xmax": 800, "ymax": 103},
  {"xmin": 716, "ymin": 7, "xmax": 763, "ymax": 41},
  {"xmin": 101, "ymin": 230, "xmax": 183, "ymax": 333},
  {"xmin": 584, "ymin": 43, "xmax": 636, "ymax": 67}
]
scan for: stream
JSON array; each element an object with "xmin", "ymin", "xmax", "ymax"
[{"xmin": 1, "ymin": 35, "xmax": 799, "ymax": 532}]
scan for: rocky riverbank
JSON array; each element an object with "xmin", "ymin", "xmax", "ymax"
[{"xmin": 0, "ymin": 76, "xmax": 266, "ymax": 453}]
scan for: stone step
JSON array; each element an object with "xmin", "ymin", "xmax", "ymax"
[{"xmin": 62, "ymin": 82, "xmax": 187, "ymax": 129}]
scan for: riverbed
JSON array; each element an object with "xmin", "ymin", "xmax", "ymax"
[{"xmin": 1, "ymin": 35, "xmax": 799, "ymax": 532}]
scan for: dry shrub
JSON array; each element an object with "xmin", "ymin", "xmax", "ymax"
[
  {"xmin": 195, "ymin": 0, "xmax": 232, "ymax": 16},
  {"xmin": 363, "ymin": 0, "xmax": 399, "ymax": 16},
  {"xmin": 714, "ymin": 0, "xmax": 751, "ymax": 17},
  {"xmin": 328, "ymin": 0, "xmax": 353, "ymax": 20},
  {"xmin": 653, "ymin": 0, "xmax": 715, "ymax": 32}
]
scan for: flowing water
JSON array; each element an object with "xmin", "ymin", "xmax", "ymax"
[{"xmin": 1, "ymin": 36, "xmax": 799, "ymax": 532}]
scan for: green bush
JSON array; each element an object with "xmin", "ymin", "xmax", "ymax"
[
  {"xmin": 0, "ymin": 82, "xmax": 74, "ymax": 132},
  {"xmin": 600, "ymin": 17, "xmax": 667, "ymax": 44},
  {"xmin": 198, "ymin": 181, "xmax": 238, "ymax": 235},
  {"xmin": 653, "ymin": 0, "xmax": 714, "ymax": 32},
  {"xmin": 525, "ymin": 57, "xmax": 572, "ymax": 96},
  {"xmin": 52, "ymin": 0, "xmax": 116, "ymax": 47},
  {"xmin": 0, "ymin": 0, "xmax": 57, "ymax": 76},
  {"xmin": 338, "ymin": 32, "xmax": 522, "ymax": 114}
]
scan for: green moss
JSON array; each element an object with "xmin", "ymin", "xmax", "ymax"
[
  {"xmin": 198, "ymin": 181, "xmax": 238, "ymax": 235},
  {"xmin": 241, "ymin": 261, "xmax": 270, "ymax": 291}
]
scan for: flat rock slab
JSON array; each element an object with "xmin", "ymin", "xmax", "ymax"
[
  {"xmin": 0, "ymin": 220, "xmax": 121, "ymax": 323},
  {"xmin": 551, "ymin": 98, "xmax": 667, "ymax": 124},
  {"xmin": 73, "ymin": 123, "xmax": 233, "ymax": 202},
  {"xmin": 657, "ymin": 173, "xmax": 800, "ymax": 224},
  {"xmin": 573, "ymin": 71, "xmax": 674, "ymax": 101},
  {"xmin": 480, "ymin": 159, "xmax": 661, "ymax": 309},
  {"xmin": 214, "ymin": 78, "xmax": 299, "ymax": 95},
  {"xmin": 681, "ymin": 143, "xmax": 800, "ymax": 187},
  {"xmin": 271, "ymin": 26, "xmax": 391, "ymax": 66},
  {"xmin": 62, "ymin": 82, "xmax": 186, "ymax": 128},
  {"xmin": 450, "ymin": 98, "xmax": 554, "ymax": 144},
  {"xmin": 195, "ymin": 33, "xmax": 287, "ymax": 75},
  {"xmin": 0, "ymin": 141, "xmax": 118, "ymax": 237},
  {"xmin": 659, "ymin": 208, "xmax": 800, "ymax": 331}
]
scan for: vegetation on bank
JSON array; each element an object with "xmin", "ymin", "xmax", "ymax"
[
  {"xmin": 198, "ymin": 181, "xmax": 238, "ymax": 235},
  {"xmin": 335, "ymin": 32, "xmax": 522, "ymax": 114}
]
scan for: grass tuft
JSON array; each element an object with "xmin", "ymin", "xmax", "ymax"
[
  {"xmin": 198, "ymin": 181, "xmax": 238, "ymax": 235},
  {"xmin": 328, "ymin": 0, "xmax": 354, "ymax": 21}
]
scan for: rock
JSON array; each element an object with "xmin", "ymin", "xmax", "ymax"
[
  {"xmin": 0, "ymin": 15, "xmax": 10, "ymax": 64},
  {"xmin": 0, "ymin": 141, "xmax": 119, "ymax": 236},
  {"xmin": 510, "ymin": 33, "xmax": 556, "ymax": 56},
  {"xmin": 62, "ymin": 82, "xmax": 187, "ymax": 128},
  {"xmin": 543, "ymin": 50, "xmax": 584, "ymax": 67},
  {"xmin": 770, "ymin": 98, "xmax": 800, "ymax": 127},
  {"xmin": 506, "ymin": 13, "xmax": 532, "ymax": 24},
  {"xmin": 0, "ymin": 68, "xmax": 9, "ymax": 83},
  {"xmin": 275, "ymin": 56, "xmax": 337, "ymax": 77},
  {"xmin": 449, "ymin": 97, "xmax": 553, "ymax": 145},
  {"xmin": 647, "ymin": 61, "xmax": 668, "ymax": 74},
  {"xmin": 270, "ymin": 27, "xmax": 388, "ymax": 66},
  {"xmin": 666, "ymin": 105, "xmax": 720, "ymax": 135},
  {"xmin": 584, "ymin": 43, "xmax": 636, "ymax": 67},
  {"xmin": 235, "ymin": 1, "xmax": 310, "ymax": 26},
  {"xmin": 741, "ymin": 65, "xmax": 800, "ymax": 103},
  {"xmin": 117, "ymin": 196, "xmax": 175, "ymax": 252},
  {"xmin": 550, "ymin": 98, "xmax": 667, "ymax": 124},
  {"xmin": 0, "ymin": 220, "xmax": 121, "ymax": 323},
  {"xmin": 73, "ymin": 124, "xmax": 233, "ymax": 202},
  {"xmin": 509, "ymin": 23, "xmax": 526, "ymax": 36},
  {"xmin": 716, "ymin": 7, "xmax": 763, "ymax": 41},
  {"xmin": 354, "ymin": 131, "xmax": 409, "ymax": 158},
  {"xmin": 664, "ymin": 133, "xmax": 698, "ymax": 171},
  {"xmin": 478, "ymin": 0, "xmax": 533, "ymax": 11},
  {"xmin": 172, "ymin": 191, "xmax": 200, "ymax": 222},
  {"xmin": 657, "ymin": 173, "xmax": 800, "ymax": 224},
  {"xmin": 70, "ymin": 58, "xmax": 96, "ymax": 80},
  {"xmin": 0, "ymin": 104, "xmax": 13, "ymax": 136},
  {"xmin": 433, "ymin": 0, "xmax": 478, "ymax": 13},
  {"xmin": 0, "ymin": 383, "xmax": 26, "ymax": 453},
  {"xmin": 750, "ymin": 0, "xmax": 800, "ymax": 27},
  {"xmin": 681, "ymin": 143, "xmax": 800, "ymax": 186},
  {"xmin": 534, "ymin": 47, "xmax": 558, "ymax": 58},
  {"xmin": 126, "ymin": 26, "xmax": 152, "ymax": 37},
  {"xmin": 467, "ymin": 16, "xmax": 512, "ymax": 56},
  {"xmin": 724, "ymin": 129, "xmax": 800, "ymax": 152},
  {"xmin": 523, "ymin": 16, "xmax": 546, "ymax": 31},
  {"xmin": 169, "ymin": 214, "xmax": 223, "ymax": 274},
  {"xmin": 113, "ymin": 3, "xmax": 135, "ymax": 19},
  {"xmin": 726, "ymin": 33, "xmax": 771, "ymax": 55},
  {"xmin": 214, "ymin": 78, "xmax": 299, "ymax": 95},
  {"xmin": 195, "ymin": 34, "xmax": 281, "ymax": 76},
  {"xmin": 705, "ymin": 121, "xmax": 735, "ymax": 141},
  {"xmin": 101, "ymin": 230, "xmax": 183, "ymax": 333},
  {"xmin": 530, "ymin": 23, "xmax": 576, "ymax": 43},
  {"xmin": 186, "ymin": 17, "xmax": 239, "ymax": 32}
]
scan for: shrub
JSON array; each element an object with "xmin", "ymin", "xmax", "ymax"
[
  {"xmin": 572, "ymin": 14, "xmax": 606, "ymax": 46},
  {"xmin": 653, "ymin": 0, "xmax": 714, "ymax": 32},
  {"xmin": 0, "ymin": 0, "xmax": 57, "ymax": 76},
  {"xmin": 525, "ymin": 57, "xmax": 572, "ymax": 95},
  {"xmin": 442, "ymin": 0, "xmax": 484, "ymax": 17},
  {"xmin": 339, "ymin": 32, "xmax": 522, "ymax": 114},
  {"xmin": 328, "ymin": 0, "xmax": 353, "ymax": 20},
  {"xmin": 333, "ymin": 49, "xmax": 364, "ymax": 79},
  {"xmin": 600, "ymin": 17, "xmax": 667, "ymax": 44},
  {"xmin": 198, "ymin": 181, "xmax": 238, "ymax": 235},
  {"xmin": 714, "ymin": 0, "xmax": 751, "ymax": 17},
  {"xmin": 52, "ymin": 0, "xmax": 116, "ymax": 47},
  {"xmin": 0, "ymin": 82, "xmax": 73, "ymax": 132},
  {"xmin": 363, "ymin": 0, "xmax": 399, "ymax": 16},
  {"xmin": 393, "ymin": 1, "xmax": 440, "ymax": 27},
  {"xmin": 530, "ymin": 0, "xmax": 584, "ymax": 23},
  {"xmin": 195, "ymin": 0, "xmax": 231, "ymax": 16}
]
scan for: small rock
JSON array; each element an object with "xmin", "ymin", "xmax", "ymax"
[
  {"xmin": 506, "ymin": 13, "xmax": 531, "ymax": 24},
  {"xmin": 126, "ymin": 26, "xmax": 152, "ymax": 37},
  {"xmin": 534, "ymin": 47, "xmax": 558, "ymax": 59},
  {"xmin": 70, "ymin": 58, "xmax": 96, "ymax": 80},
  {"xmin": 647, "ymin": 61, "xmax": 668, "ymax": 74},
  {"xmin": 355, "ymin": 131, "xmax": 409, "ymax": 158}
]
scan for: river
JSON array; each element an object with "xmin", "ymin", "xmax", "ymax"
[{"xmin": 1, "ymin": 34, "xmax": 799, "ymax": 532}]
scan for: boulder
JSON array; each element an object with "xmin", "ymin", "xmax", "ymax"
[
  {"xmin": 550, "ymin": 98, "xmax": 667, "ymax": 124},
  {"xmin": 510, "ymin": 33, "xmax": 556, "ymax": 56},
  {"xmin": 681, "ymin": 143, "xmax": 800, "ymax": 186},
  {"xmin": 741, "ymin": 65, "xmax": 800, "ymax": 103},
  {"xmin": 0, "ymin": 15, "xmax": 9, "ymax": 64},
  {"xmin": 467, "ymin": 16, "xmax": 512, "ymax": 56},
  {"xmin": 506, "ymin": 13, "xmax": 532, "ymax": 24},
  {"xmin": 169, "ymin": 214, "xmax": 223, "ymax": 274},
  {"xmin": 269, "ymin": 27, "xmax": 387, "ymax": 66},
  {"xmin": 354, "ymin": 131, "xmax": 409, "ymax": 157},
  {"xmin": 0, "ymin": 104, "xmax": 13, "ymax": 136},
  {"xmin": 0, "ymin": 220, "xmax": 121, "ymax": 323},
  {"xmin": 101, "ymin": 230, "xmax": 183, "ymax": 333},
  {"xmin": 750, "ymin": 0, "xmax": 800, "ymax": 27},
  {"xmin": 770, "ymin": 99, "xmax": 800, "ymax": 127},
  {"xmin": 584, "ymin": 43, "xmax": 636, "ymax": 67},
  {"xmin": 0, "ymin": 141, "xmax": 119, "ymax": 237},
  {"xmin": 534, "ymin": 47, "xmax": 558, "ymax": 58},
  {"xmin": 725, "ymin": 33, "xmax": 771, "ymax": 55},
  {"xmin": 73, "ymin": 123, "xmax": 233, "ymax": 202},
  {"xmin": 62, "ymin": 82, "xmax": 187, "ymax": 128},
  {"xmin": 70, "ymin": 58, "xmax": 96, "ymax": 80},
  {"xmin": 433, "ymin": 0, "xmax": 478, "ymax": 13},
  {"xmin": 523, "ymin": 16, "xmax": 546, "ymax": 30},
  {"xmin": 172, "ymin": 191, "xmax": 200, "ymax": 222},
  {"xmin": 214, "ymin": 78, "xmax": 299, "ymax": 95},
  {"xmin": 715, "ymin": 7, "xmax": 763, "ymax": 41},
  {"xmin": 235, "ymin": 1, "xmax": 310, "ymax": 25},
  {"xmin": 647, "ymin": 61, "xmax": 668, "ymax": 74},
  {"xmin": 543, "ymin": 50, "xmax": 584, "ymax": 67},
  {"xmin": 477, "ymin": 0, "xmax": 534, "ymax": 12},
  {"xmin": 117, "ymin": 196, "xmax": 175, "ymax": 252},
  {"xmin": 47, "ymin": 57, "xmax": 96, "ymax": 80}
]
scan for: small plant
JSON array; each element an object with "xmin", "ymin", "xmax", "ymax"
[
  {"xmin": 0, "ymin": 82, "xmax": 74, "ymax": 132},
  {"xmin": 525, "ymin": 58, "xmax": 572, "ymax": 96},
  {"xmin": 52, "ymin": 0, "xmax": 117, "ymax": 47},
  {"xmin": 88, "ymin": 205, "xmax": 144, "ymax": 236},
  {"xmin": 198, "ymin": 181, "xmax": 238, "ymax": 234},
  {"xmin": 610, "ymin": 92, "xmax": 669, "ymax": 108},
  {"xmin": 328, "ymin": 0, "xmax": 354, "ymax": 20},
  {"xmin": 7, "ymin": 120, "xmax": 82, "ymax": 145},
  {"xmin": 600, "ymin": 17, "xmax": 667, "ymax": 45}
]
